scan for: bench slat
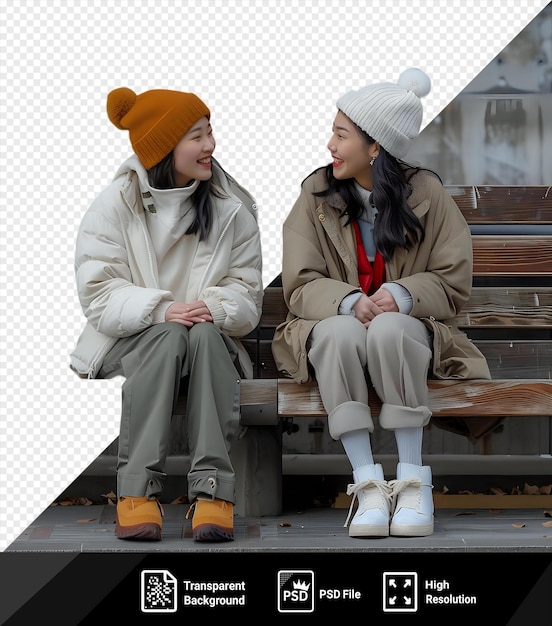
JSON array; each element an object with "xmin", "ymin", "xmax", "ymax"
[
  {"xmin": 446, "ymin": 185, "xmax": 552, "ymax": 223},
  {"xmin": 246, "ymin": 339, "xmax": 552, "ymax": 379},
  {"xmin": 258, "ymin": 287, "xmax": 288, "ymax": 326},
  {"xmin": 184, "ymin": 378, "xmax": 551, "ymax": 423},
  {"xmin": 273, "ymin": 378, "xmax": 552, "ymax": 419},
  {"xmin": 472, "ymin": 235, "xmax": 552, "ymax": 275},
  {"xmin": 457, "ymin": 287, "xmax": 552, "ymax": 328},
  {"xmin": 239, "ymin": 378, "xmax": 277, "ymax": 404},
  {"xmin": 476, "ymin": 341, "xmax": 552, "ymax": 379}
]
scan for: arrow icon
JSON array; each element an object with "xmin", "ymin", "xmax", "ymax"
[{"xmin": 383, "ymin": 572, "xmax": 418, "ymax": 613}]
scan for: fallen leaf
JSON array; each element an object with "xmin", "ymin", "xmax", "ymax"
[
  {"xmin": 171, "ymin": 495, "xmax": 189, "ymax": 505},
  {"xmin": 77, "ymin": 497, "xmax": 93, "ymax": 506},
  {"xmin": 454, "ymin": 511, "xmax": 475, "ymax": 516},
  {"xmin": 539, "ymin": 485, "xmax": 552, "ymax": 495},
  {"xmin": 102, "ymin": 491, "xmax": 117, "ymax": 505},
  {"xmin": 523, "ymin": 483, "xmax": 540, "ymax": 496},
  {"xmin": 544, "ymin": 511, "xmax": 552, "ymax": 518},
  {"xmin": 542, "ymin": 521, "xmax": 552, "ymax": 528},
  {"xmin": 77, "ymin": 518, "xmax": 97, "ymax": 523},
  {"xmin": 490, "ymin": 487, "xmax": 506, "ymax": 496},
  {"xmin": 512, "ymin": 523, "xmax": 526, "ymax": 528},
  {"xmin": 56, "ymin": 497, "xmax": 93, "ymax": 506},
  {"xmin": 279, "ymin": 521, "xmax": 292, "ymax": 527}
]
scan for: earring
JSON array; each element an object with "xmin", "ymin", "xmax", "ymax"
[{"xmin": 370, "ymin": 156, "xmax": 376, "ymax": 166}]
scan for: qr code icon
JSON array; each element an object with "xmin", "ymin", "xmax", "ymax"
[{"xmin": 141, "ymin": 569, "xmax": 178, "ymax": 613}]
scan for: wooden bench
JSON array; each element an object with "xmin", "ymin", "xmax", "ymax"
[
  {"xmin": 232, "ymin": 185, "xmax": 552, "ymax": 516},
  {"xmin": 75, "ymin": 185, "xmax": 551, "ymax": 516}
]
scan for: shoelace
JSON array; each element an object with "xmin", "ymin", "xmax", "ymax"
[
  {"xmin": 185, "ymin": 502, "xmax": 196, "ymax": 520},
  {"xmin": 387, "ymin": 477, "xmax": 432, "ymax": 514},
  {"xmin": 344, "ymin": 479, "xmax": 393, "ymax": 528},
  {"xmin": 185, "ymin": 499, "xmax": 230, "ymax": 520},
  {"xmin": 124, "ymin": 496, "xmax": 165, "ymax": 517}
]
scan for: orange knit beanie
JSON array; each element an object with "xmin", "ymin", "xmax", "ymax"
[{"xmin": 106, "ymin": 87, "xmax": 211, "ymax": 169}]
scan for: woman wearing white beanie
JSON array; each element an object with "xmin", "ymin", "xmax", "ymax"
[{"xmin": 272, "ymin": 69, "xmax": 490, "ymax": 538}]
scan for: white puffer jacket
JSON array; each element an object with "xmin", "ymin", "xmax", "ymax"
[{"xmin": 70, "ymin": 156, "xmax": 263, "ymax": 379}]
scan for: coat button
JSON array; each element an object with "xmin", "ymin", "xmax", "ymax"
[{"xmin": 319, "ymin": 213, "xmax": 325, "ymax": 221}]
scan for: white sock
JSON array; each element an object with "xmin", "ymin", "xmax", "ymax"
[
  {"xmin": 394, "ymin": 427, "xmax": 423, "ymax": 466},
  {"xmin": 340, "ymin": 429, "xmax": 374, "ymax": 470}
]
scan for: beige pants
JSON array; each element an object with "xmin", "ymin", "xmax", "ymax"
[{"xmin": 308, "ymin": 313, "xmax": 433, "ymax": 439}]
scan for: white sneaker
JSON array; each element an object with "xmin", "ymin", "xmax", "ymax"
[
  {"xmin": 389, "ymin": 463, "xmax": 434, "ymax": 537},
  {"xmin": 344, "ymin": 464, "xmax": 391, "ymax": 537}
]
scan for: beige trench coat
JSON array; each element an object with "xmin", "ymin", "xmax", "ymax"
[{"xmin": 272, "ymin": 167, "xmax": 496, "ymax": 442}]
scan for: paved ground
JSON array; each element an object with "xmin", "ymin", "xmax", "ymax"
[{"xmin": 5, "ymin": 502, "xmax": 551, "ymax": 553}]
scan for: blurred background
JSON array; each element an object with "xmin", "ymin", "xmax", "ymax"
[{"xmin": 407, "ymin": 2, "xmax": 552, "ymax": 185}]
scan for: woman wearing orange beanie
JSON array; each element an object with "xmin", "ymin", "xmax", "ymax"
[{"xmin": 71, "ymin": 87, "xmax": 263, "ymax": 542}]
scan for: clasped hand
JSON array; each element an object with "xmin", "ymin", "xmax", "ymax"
[
  {"xmin": 352, "ymin": 288, "xmax": 398, "ymax": 327},
  {"xmin": 165, "ymin": 301, "xmax": 213, "ymax": 327}
]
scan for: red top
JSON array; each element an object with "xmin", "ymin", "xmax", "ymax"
[{"xmin": 353, "ymin": 220, "xmax": 385, "ymax": 295}]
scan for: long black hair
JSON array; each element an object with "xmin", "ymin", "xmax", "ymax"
[
  {"xmin": 314, "ymin": 125, "xmax": 437, "ymax": 262},
  {"xmin": 146, "ymin": 153, "xmax": 229, "ymax": 241}
]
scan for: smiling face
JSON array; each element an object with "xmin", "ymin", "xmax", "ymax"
[
  {"xmin": 327, "ymin": 110, "xmax": 378, "ymax": 190},
  {"xmin": 172, "ymin": 116, "xmax": 216, "ymax": 187}
]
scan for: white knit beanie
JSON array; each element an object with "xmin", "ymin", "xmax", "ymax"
[{"xmin": 336, "ymin": 68, "xmax": 431, "ymax": 159}]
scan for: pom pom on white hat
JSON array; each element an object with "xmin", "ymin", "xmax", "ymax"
[
  {"xmin": 397, "ymin": 67, "xmax": 431, "ymax": 98},
  {"xmin": 336, "ymin": 67, "xmax": 431, "ymax": 159}
]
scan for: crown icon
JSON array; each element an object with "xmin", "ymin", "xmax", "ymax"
[{"xmin": 293, "ymin": 580, "xmax": 311, "ymax": 591}]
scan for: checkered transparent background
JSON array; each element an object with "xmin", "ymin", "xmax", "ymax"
[{"xmin": 1, "ymin": 0, "xmax": 547, "ymax": 550}]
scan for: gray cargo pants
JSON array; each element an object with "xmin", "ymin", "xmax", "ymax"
[{"xmin": 98, "ymin": 321, "xmax": 240, "ymax": 503}]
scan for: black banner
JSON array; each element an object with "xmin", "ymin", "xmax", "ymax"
[{"xmin": 1, "ymin": 552, "xmax": 550, "ymax": 624}]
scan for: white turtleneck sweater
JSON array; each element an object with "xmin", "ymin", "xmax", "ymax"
[{"xmin": 138, "ymin": 169, "xmax": 201, "ymax": 307}]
